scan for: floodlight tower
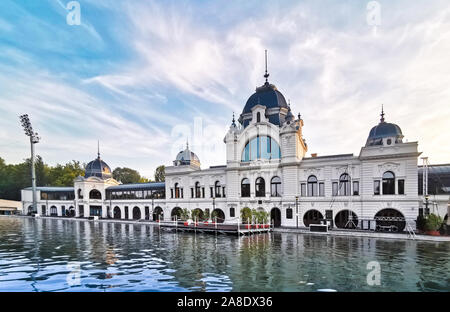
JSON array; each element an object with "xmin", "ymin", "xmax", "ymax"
[{"xmin": 19, "ymin": 114, "xmax": 40, "ymax": 215}]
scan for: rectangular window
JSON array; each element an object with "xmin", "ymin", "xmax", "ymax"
[
  {"xmin": 181, "ymin": 188, "xmax": 184, "ymax": 198},
  {"xmin": 319, "ymin": 183, "xmax": 324, "ymax": 196},
  {"xmin": 230, "ymin": 207, "xmax": 235, "ymax": 218},
  {"xmin": 374, "ymin": 180, "xmax": 380, "ymax": 195},
  {"xmin": 191, "ymin": 188, "xmax": 194, "ymax": 198},
  {"xmin": 210, "ymin": 187, "xmax": 213, "ymax": 198},
  {"xmin": 332, "ymin": 182, "xmax": 338, "ymax": 196},
  {"xmin": 145, "ymin": 206, "xmax": 149, "ymax": 220},
  {"xmin": 170, "ymin": 189, "xmax": 173, "ymax": 198},
  {"xmin": 41, "ymin": 205, "xmax": 46, "ymax": 215},
  {"xmin": 301, "ymin": 183, "xmax": 306, "ymax": 197},
  {"xmin": 202, "ymin": 187, "xmax": 205, "ymax": 198},
  {"xmin": 286, "ymin": 208, "xmax": 293, "ymax": 219},
  {"xmin": 125, "ymin": 206, "xmax": 129, "ymax": 219},
  {"xmin": 353, "ymin": 181, "xmax": 359, "ymax": 196},
  {"xmin": 398, "ymin": 179, "xmax": 405, "ymax": 195}
]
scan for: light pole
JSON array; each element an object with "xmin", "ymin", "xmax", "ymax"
[
  {"xmin": 19, "ymin": 114, "xmax": 40, "ymax": 215},
  {"xmin": 295, "ymin": 196, "xmax": 299, "ymax": 229}
]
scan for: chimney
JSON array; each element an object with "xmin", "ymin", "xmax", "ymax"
[{"xmin": 311, "ymin": 153, "xmax": 318, "ymax": 158}]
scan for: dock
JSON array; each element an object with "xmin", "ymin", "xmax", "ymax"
[{"xmin": 156, "ymin": 220, "xmax": 273, "ymax": 235}]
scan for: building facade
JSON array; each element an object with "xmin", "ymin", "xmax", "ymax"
[{"xmin": 21, "ymin": 73, "xmax": 450, "ymax": 231}]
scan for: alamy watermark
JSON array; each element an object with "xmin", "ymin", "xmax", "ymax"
[
  {"xmin": 366, "ymin": 261, "xmax": 381, "ymax": 286},
  {"xmin": 366, "ymin": 1, "xmax": 381, "ymax": 36},
  {"xmin": 66, "ymin": 1, "xmax": 81, "ymax": 26},
  {"xmin": 66, "ymin": 261, "xmax": 81, "ymax": 286}
]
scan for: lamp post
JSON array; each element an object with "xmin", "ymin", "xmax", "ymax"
[
  {"xmin": 19, "ymin": 114, "xmax": 40, "ymax": 215},
  {"xmin": 295, "ymin": 196, "xmax": 299, "ymax": 229}
]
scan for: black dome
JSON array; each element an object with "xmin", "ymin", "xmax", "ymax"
[
  {"xmin": 366, "ymin": 113, "xmax": 403, "ymax": 146},
  {"xmin": 242, "ymin": 82, "xmax": 288, "ymax": 114},
  {"xmin": 85, "ymin": 156, "xmax": 112, "ymax": 179}
]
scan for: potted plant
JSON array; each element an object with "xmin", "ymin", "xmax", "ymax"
[
  {"xmin": 241, "ymin": 207, "xmax": 252, "ymax": 228},
  {"xmin": 425, "ymin": 214, "xmax": 443, "ymax": 236}
]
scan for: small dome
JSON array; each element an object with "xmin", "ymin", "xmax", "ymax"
[
  {"xmin": 85, "ymin": 154, "xmax": 112, "ymax": 179},
  {"xmin": 174, "ymin": 143, "xmax": 200, "ymax": 167},
  {"xmin": 366, "ymin": 109, "xmax": 403, "ymax": 146}
]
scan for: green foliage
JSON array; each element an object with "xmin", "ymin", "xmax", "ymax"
[
  {"xmin": 154, "ymin": 165, "xmax": 165, "ymax": 182},
  {"xmin": 240, "ymin": 207, "xmax": 252, "ymax": 223},
  {"xmin": 112, "ymin": 167, "xmax": 142, "ymax": 184},
  {"xmin": 181, "ymin": 208, "xmax": 190, "ymax": 220},
  {"xmin": 424, "ymin": 214, "xmax": 443, "ymax": 232},
  {"xmin": 0, "ymin": 156, "xmax": 84, "ymax": 201},
  {"xmin": 191, "ymin": 209, "xmax": 204, "ymax": 221},
  {"xmin": 204, "ymin": 209, "xmax": 210, "ymax": 220}
]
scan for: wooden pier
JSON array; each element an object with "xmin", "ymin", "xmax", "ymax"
[{"xmin": 156, "ymin": 220, "xmax": 273, "ymax": 236}]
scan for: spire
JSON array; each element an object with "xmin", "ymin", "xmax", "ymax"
[
  {"xmin": 298, "ymin": 112, "xmax": 301, "ymax": 120},
  {"xmin": 380, "ymin": 104, "xmax": 385, "ymax": 123},
  {"xmin": 231, "ymin": 112, "xmax": 236, "ymax": 127},
  {"xmin": 263, "ymin": 49, "xmax": 270, "ymax": 83},
  {"xmin": 186, "ymin": 138, "xmax": 189, "ymax": 150},
  {"xmin": 97, "ymin": 140, "xmax": 100, "ymax": 159}
]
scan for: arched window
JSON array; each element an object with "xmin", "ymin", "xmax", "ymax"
[
  {"xmin": 307, "ymin": 175, "xmax": 318, "ymax": 197},
  {"xmin": 271, "ymin": 176, "xmax": 281, "ymax": 197},
  {"xmin": 195, "ymin": 182, "xmax": 201, "ymax": 198},
  {"xmin": 339, "ymin": 174, "xmax": 351, "ymax": 196},
  {"xmin": 255, "ymin": 177, "xmax": 265, "ymax": 197},
  {"xmin": 241, "ymin": 136, "xmax": 281, "ymax": 161},
  {"xmin": 382, "ymin": 171, "xmax": 395, "ymax": 195},
  {"xmin": 77, "ymin": 189, "xmax": 83, "ymax": 199},
  {"xmin": 257, "ymin": 112, "xmax": 261, "ymax": 122},
  {"xmin": 89, "ymin": 189, "xmax": 102, "ymax": 199},
  {"xmin": 214, "ymin": 181, "xmax": 221, "ymax": 198},
  {"xmin": 174, "ymin": 183, "xmax": 180, "ymax": 198},
  {"xmin": 241, "ymin": 178, "xmax": 250, "ymax": 197}
]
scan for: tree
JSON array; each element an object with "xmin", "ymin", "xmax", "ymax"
[
  {"xmin": 112, "ymin": 167, "xmax": 142, "ymax": 184},
  {"xmin": 154, "ymin": 165, "xmax": 165, "ymax": 182}
]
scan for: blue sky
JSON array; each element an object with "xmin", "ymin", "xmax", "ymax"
[{"xmin": 0, "ymin": 0, "xmax": 449, "ymax": 179}]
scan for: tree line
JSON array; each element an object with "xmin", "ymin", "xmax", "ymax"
[{"xmin": 0, "ymin": 156, "xmax": 164, "ymax": 201}]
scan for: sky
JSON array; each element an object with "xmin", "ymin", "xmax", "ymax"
[{"xmin": 0, "ymin": 0, "xmax": 449, "ymax": 179}]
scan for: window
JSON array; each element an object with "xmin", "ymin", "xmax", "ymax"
[
  {"xmin": 382, "ymin": 171, "xmax": 395, "ymax": 195},
  {"xmin": 77, "ymin": 189, "xmax": 83, "ymax": 199},
  {"xmin": 222, "ymin": 187, "xmax": 226, "ymax": 198},
  {"xmin": 241, "ymin": 136, "xmax": 281, "ymax": 161},
  {"xmin": 174, "ymin": 183, "xmax": 180, "ymax": 198},
  {"xmin": 215, "ymin": 181, "xmax": 221, "ymax": 198},
  {"xmin": 89, "ymin": 189, "xmax": 102, "ymax": 199},
  {"xmin": 210, "ymin": 187, "xmax": 213, "ymax": 198},
  {"xmin": 190, "ymin": 188, "xmax": 194, "ymax": 198},
  {"xmin": 255, "ymin": 177, "xmax": 265, "ymax": 197},
  {"xmin": 339, "ymin": 174, "xmax": 351, "ymax": 196},
  {"xmin": 195, "ymin": 182, "xmax": 201, "ymax": 198},
  {"xmin": 374, "ymin": 180, "xmax": 380, "ymax": 195},
  {"xmin": 307, "ymin": 175, "xmax": 318, "ymax": 196},
  {"xmin": 271, "ymin": 176, "xmax": 282, "ymax": 197},
  {"xmin": 230, "ymin": 207, "xmax": 235, "ymax": 218},
  {"xmin": 286, "ymin": 208, "xmax": 293, "ymax": 219},
  {"xmin": 332, "ymin": 182, "xmax": 338, "ymax": 196},
  {"xmin": 241, "ymin": 178, "xmax": 250, "ymax": 197},
  {"xmin": 353, "ymin": 181, "xmax": 359, "ymax": 196},
  {"xmin": 202, "ymin": 187, "xmax": 205, "ymax": 198},
  {"xmin": 301, "ymin": 183, "xmax": 306, "ymax": 197},
  {"xmin": 257, "ymin": 112, "xmax": 261, "ymax": 122},
  {"xmin": 319, "ymin": 183, "xmax": 325, "ymax": 196},
  {"xmin": 170, "ymin": 189, "xmax": 173, "ymax": 198},
  {"xmin": 181, "ymin": 188, "xmax": 184, "ymax": 198},
  {"xmin": 398, "ymin": 179, "xmax": 405, "ymax": 195}
]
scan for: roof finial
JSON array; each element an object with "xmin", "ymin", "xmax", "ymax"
[
  {"xmin": 231, "ymin": 112, "xmax": 236, "ymax": 126},
  {"xmin": 186, "ymin": 138, "xmax": 189, "ymax": 150},
  {"xmin": 380, "ymin": 104, "xmax": 385, "ymax": 122},
  {"xmin": 264, "ymin": 49, "xmax": 269, "ymax": 83},
  {"xmin": 97, "ymin": 140, "xmax": 100, "ymax": 159}
]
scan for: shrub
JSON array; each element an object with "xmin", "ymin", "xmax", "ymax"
[
  {"xmin": 241, "ymin": 207, "xmax": 252, "ymax": 223},
  {"xmin": 424, "ymin": 214, "xmax": 443, "ymax": 232}
]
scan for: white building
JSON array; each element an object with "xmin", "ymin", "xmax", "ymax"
[{"xmin": 21, "ymin": 71, "xmax": 450, "ymax": 231}]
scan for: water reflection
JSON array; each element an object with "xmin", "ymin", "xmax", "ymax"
[{"xmin": 0, "ymin": 216, "xmax": 449, "ymax": 292}]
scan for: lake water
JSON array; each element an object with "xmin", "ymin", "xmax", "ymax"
[{"xmin": 0, "ymin": 216, "xmax": 449, "ymax": 292}]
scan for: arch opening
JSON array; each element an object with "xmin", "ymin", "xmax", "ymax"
[
  {"xmin": 270, "ymin": 208, "xmax": 281, "ymax": 227},
  {"xmin": 375, "ymin": 208, "xmax": 405, "ymax": 232},
  {"xmin": 303, "ymin": 209, "xmax": 324, "ymax": 227},
  {"xmin": 334, "ymin": 210, "xmax": 358, "ymax": 229}
]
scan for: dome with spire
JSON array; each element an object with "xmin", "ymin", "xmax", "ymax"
[
  {"xmin": 174, "ymin": 141, "xmax": 200, "ymax": 167},
  {"xmin": 366, "ymin": 107, "xmax": 403, "ymax": 147},
  {"xmin": 84, "ymin": 143, "xmax": 112, "ymax": 179},
  {"xmin": 238, "ymin": 50, "xmax": 290, "ymax": 128}
]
